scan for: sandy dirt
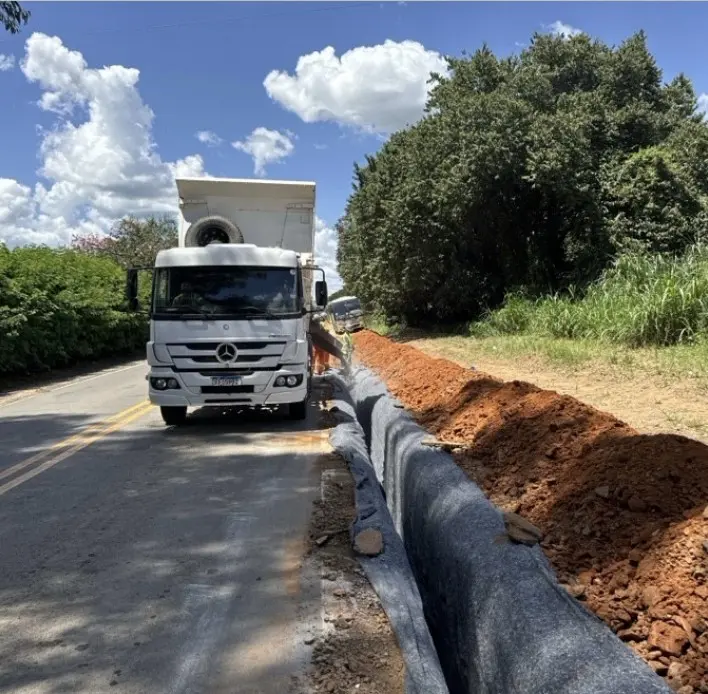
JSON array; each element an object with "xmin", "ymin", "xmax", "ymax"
[
  {"xmin": 409, "ymin": 336, "xmax": 708, "ymax": 445},
  {"xmin": 302, "ymin": 450, "xmax": 405, "ymax": 694},
  {"xmin": 354, "ymin": 330, "xmax": 708, "ymax": 693}
]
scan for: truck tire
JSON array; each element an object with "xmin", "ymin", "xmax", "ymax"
[
  {"xmin": 161, "ymin": 406, "xmax": 187, "ymax": 426},
  {"xmin": 289, "ymin": 399, "xmax": 308, "ymax": 421},
  {"xmin": 184, "ymin": 215, "xmax": 244, "ymax": 247}
]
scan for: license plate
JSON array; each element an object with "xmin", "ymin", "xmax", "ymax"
[{"xmin": 211, "ymin": 376, "xmax": 242, "ymax": 387}]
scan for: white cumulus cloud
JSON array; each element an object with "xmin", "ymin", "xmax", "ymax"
[
  {"xmin": 0, "ymin": 54, "xmax": 15, "ymax": 71},
  {"xmin": 547, "ymin": 21, "xmax": 583, "ymax": 39},
  {"xmin": 263, "ymin": 39, "xmax": 448, "ymax": 134},
  {"xmin": 315, "ymin": 216, "xmax": 342, "ymax": 292},
  {"xmin": 697, "ymin": 93, "xmax": 708, "ymax": 116},
  {"xmin": 0, "ymin": 32, "xmax": 207, "ymax": 248},
  {"xmin": 196, "ymin": 130, "xmax": 222, "ymax": 146},
  {"xmin": 232, "ymin": 127, "xmax": 295, "ymax": 177}
]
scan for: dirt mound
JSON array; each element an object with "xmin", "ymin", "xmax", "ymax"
[{"xmin": 354, "ymin": 330, "xmax": 708, "ymax": 692}]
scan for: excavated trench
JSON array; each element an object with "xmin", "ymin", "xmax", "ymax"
[{"xmin": 331, "ymin": 330, "xmax": 708, "ymax": 694}]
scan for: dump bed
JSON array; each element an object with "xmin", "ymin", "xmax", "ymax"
[{"xmin": 176, "ymin": 177, "xmax": 316, "ymax": 260}]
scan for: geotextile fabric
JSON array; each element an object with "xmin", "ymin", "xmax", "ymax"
[
  {"xmin": 327, "ymin": 374, "xmax": 449, "ymax": 694},
  {"xmin": 339, "ymin": 366, "xmax": 673, "ymax": 694}
]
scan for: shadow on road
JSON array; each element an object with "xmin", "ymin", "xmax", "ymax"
[{"xmin": 0, "ymin": 381, "xmax": 335, "ymax": 693}]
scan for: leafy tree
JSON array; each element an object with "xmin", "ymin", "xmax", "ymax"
[
  {"xmin": 1, "ymin": 1, "xmax": 29, "ymax": 34},
  {"xmin": 72, "ymin": 215, "xmax": 178, "ymax": 268},
  {"xmin": 337, "ymin": 29, "xmax": 708, "ymax": 327},
  {"xmin": 0, "ymin": 245, "xmax": 146, "ymax": 375}
]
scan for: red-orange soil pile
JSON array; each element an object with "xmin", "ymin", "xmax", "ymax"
[{"xmin": 354, "ymin": 330, "xmax": 708, "ymax": 692}]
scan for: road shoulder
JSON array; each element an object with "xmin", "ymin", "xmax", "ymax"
[{"xmin": 295, "ymin": 451, "xmax": 405, "ymax": 694}]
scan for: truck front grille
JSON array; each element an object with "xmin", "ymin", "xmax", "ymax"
[
  {"xmin": 179, "ymin": 341, "xmax": 285, "ymax": 351},
  {"xmin": 191, "ymin": 355, "xmax": 263, "ymax": 364}
]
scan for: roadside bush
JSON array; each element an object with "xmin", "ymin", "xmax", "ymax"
[
  {"xmin": 472, "ymin": 247, "xmax": 708, "ymax": 347},
  {"xmin": 0, "ymin": 245, "xmax": 147, "ymax": 376}
]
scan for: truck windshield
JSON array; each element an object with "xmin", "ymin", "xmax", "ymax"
[
  {"xmin": 152, "ymin": 266, "xmax": 301, "ymax": 318},
  {"xmin": 331, "ymin": 299, "xmax": 362, "ymax": 317}
]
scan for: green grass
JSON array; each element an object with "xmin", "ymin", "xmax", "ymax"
[
  {"xmin": 471, "ymin": 247, "xmax": 708, "ymax": 348},
  {"xmin": 363, "ymin": 312, "xmax": 401, "ymax": 337},
  {"xmin": 364, "ymin": 247, "xmax": 708, "ymax": 383},
  {"xmin": 439, "ymin": 333, "xmax": 708, "ymax": 380}
]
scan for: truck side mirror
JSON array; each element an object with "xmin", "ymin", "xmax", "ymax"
[
  {"xmin": 126, "ymin": 269, "xmax": 140, "ymax": 312},
  {"xmin": 315, "ymin": 280, "xmax": 328, "ymax": 308}
]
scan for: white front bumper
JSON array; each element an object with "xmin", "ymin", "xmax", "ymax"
[{"xmin": 147, "ymin": 366, "xmax": 308, "ymax": 408}]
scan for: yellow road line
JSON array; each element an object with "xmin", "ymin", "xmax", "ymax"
[
  {"xmin": 0, "ymin": 401, "xmax": 153, "ymax": 497},
  {"xmin": 0, "ymin": 400, "xmax": 150, "ymax": 483}
]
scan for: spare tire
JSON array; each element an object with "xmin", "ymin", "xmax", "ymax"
[{"xmin": 184, "ymin": 215, "xmax": 244, "ymax": 247}]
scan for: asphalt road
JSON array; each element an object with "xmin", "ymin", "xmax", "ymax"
[{"xmin": 0, "ymin": 361, "xmax": 330, "ymax": 694}]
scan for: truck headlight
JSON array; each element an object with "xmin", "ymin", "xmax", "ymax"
[
  {"xmin": 274, "ymin": 375, "xmax": 303, "ymax": 388},
  {"xmin": 151, "ymin": 377, "xmax": 180, "ymax": 390}
]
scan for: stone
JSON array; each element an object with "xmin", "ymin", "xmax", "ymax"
[
  {"xmin": 609, "ymin": 569, "xmax": 630, "ymax": 591},
  {"xmin": 577, "ymin": 570, "xmax": 595, "ymax": 586},
  {"xmin": 676, "ymin": 615, "xmax": 697, "ymax": 646},
  {"xmin": 689, "ymin": 615, "xmax": 708, "ymax": 634},
  {"xmin": 562, "ymin": 583, "xmax": 586, "ymax": 599},
  {"xmin": 649, "ymin": 621, "xmax": 689, "ymax": 656},
  {"xmin": 628, "ymin": 495, "xmax": 648, "ymax": 512},
  {"xmin": 628, "ymin": 549, "xmax": 643, "ymax": 565},
  {"xmin": 503, "ymin": 512, "xmax": 543, "ymax": 546},
  {"xmin": 648, "ymin": 660, "xmax": 668, "ymax": 675},
  {"xmin": 595, "ymin": 485, "xmax": 610, "ymax": 499},
  {"xmin": 353, "ymin": 529, "xmax": 383, "ymax": 557},
  {"xmin": 703, "ymin": 505, "xmax": 708, "ymax": 520},
  {"xmin": 667, "ymin": 661, "xmax": 688, "ymax": 682},
  {"xmin": 613, "ymin": 608, "xmax": 633, "ymax": 625},
  {"xmin": 642, "ymin": 586, "xmax": 662, "ymax": 608},
  {"xmin": 618, "ymin": 625, "xmax": 645, "ymax": 642}
]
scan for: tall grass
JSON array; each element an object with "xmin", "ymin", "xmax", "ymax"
[{"xmin": 471, "ymin": 246, "xmax": 708, "ymax": 347}]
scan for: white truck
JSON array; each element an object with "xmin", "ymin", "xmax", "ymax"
[
  {"xmin": 126, "ymin": 176, "xmax": 332, "ymax": 426},
  {"xmin": 327, "ymin": 295, "xmax": 364, "ymax": 334}
]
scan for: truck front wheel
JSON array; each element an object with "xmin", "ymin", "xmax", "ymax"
[
  {"xmin": 288, "ymin": 399, "xmax": 308, "ymax": 421},
  {"xmin": 161, "ymin": 406, "xmax": 187, "ymax": 426}
]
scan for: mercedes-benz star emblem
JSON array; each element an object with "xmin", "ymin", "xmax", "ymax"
[{"xmin": 215, "ymin": 342, "xmax": 238, "ymax": 364}]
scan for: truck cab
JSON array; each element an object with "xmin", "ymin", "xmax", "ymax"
[{"xmin": 136, "ymin": 176, "xmax": 328, "ymax": 426}]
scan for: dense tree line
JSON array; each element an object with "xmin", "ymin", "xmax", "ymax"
[
  {"xmin": 0, "ymin": 217, "xmax": 174, "ymax": 376},
  {"xmin": 336, "ymin": 31, "xmax": 708, "ymax": 326}
]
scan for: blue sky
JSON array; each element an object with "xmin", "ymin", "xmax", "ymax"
[{"xmin": 2, "ymin": 1, "xmax": 708, "ymax": 286}]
